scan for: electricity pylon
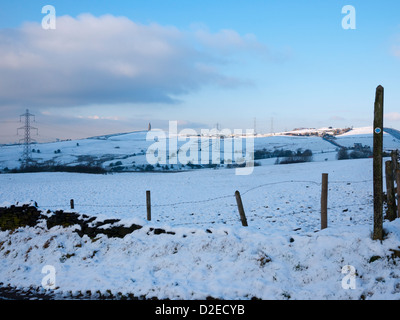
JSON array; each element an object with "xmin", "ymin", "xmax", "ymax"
[{"xmin": 17, "ymin": 109, "xmax": 38, "ymax": 167}]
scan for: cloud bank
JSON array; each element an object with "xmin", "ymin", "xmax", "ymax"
[{"xmin": 0, "ymin": 14, "xmax": 268, "ymax": 109}]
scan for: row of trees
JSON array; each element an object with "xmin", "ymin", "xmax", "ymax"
[
  {"xmin": 3, "ymin": 164, "xmax": 107, "ymax": 174},
  {"xmin": 254, "ymin": 148, "xmax": 314, "ymax": 165},
  {"xmin": 337, "ymin": 148, "xmax": 373, "ymax": 160}
]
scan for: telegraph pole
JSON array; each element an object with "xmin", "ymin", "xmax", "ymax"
[
  {"xmin": 373, "ymin": 86, "xmax": 384, "ymax": 241},
  {"xmin": 17, "ymin": 109, "xmax": 38, "ymax": 167}
]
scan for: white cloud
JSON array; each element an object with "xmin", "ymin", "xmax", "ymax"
[{"xmin": 0, "ymin": 14, "xmax": 270, "ymax": 110}]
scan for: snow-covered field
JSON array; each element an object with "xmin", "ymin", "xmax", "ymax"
[{"xmin": 1, "ymin": 157, "xmax": 400, "ymax": 300}]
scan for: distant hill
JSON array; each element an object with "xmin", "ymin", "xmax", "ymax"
[{"xmin": 0, "ymin": 127, "xmax": 399, "ymax": 172}]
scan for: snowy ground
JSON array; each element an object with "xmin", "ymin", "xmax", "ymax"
[{"xmin": 1, "ymin": 158, "xmax": 400, "ymax": 300}]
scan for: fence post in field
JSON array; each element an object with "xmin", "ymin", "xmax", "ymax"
[
  {"xmin": 70, "ymin": 199, "xmax": 74, "ymax": 210},
  {"xmin": 235, "ymin": 191, "xmax": 248, "ymax": 227},
  {"xmin": 385, "ymin": 160, "xmax": 397, "ymax": 221},
  {"xmin": 392, "ymin": 150, "xmax": 399, "ymax": 219},
  {"xmin": 391, "ymin": 150, "xmax": 398, "ymax": 171},
  {"xmin": 146, "ymin": 190, "xmax": 151, "ymax": 221},
  {"xmin": 321, "ymin": 173, "xmax": 328, "ymax": 230},
  {"xmin": 397, "ymin": 169, "xmax": 400, "ymax": 219},
  {"xmin": 373, "ymin": 85, "xmax": 384, "ymax": 240}
]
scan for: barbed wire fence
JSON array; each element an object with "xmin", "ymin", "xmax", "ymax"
[{"xmin": 36, "ymin": 177, "xmax": 375, "ymax": 231}]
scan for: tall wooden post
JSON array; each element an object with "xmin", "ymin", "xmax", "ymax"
[
  {"xmin": 146, "ymin": 191, "xmax": 151, "ymax": 221},
  {"xmin": 392, "ymin": 151, "xmax": 399, "ymax": 219},
  {"xmin": 321, "ymin": 173, "xmax": 328, "ymax": 230},
  {"xmin": 385, "ymin": 161, "xmax": 396, "ymax": 221},
  {"xmin": 373, "ymin": 85, "xmax": 384, "ymax": 240},
  {"xmin": 397, "ymin": 169, "xmax": 400, "ymax": 219},
  {"xmin": 235, "ymin": 191, "xmax": 248, "ymax": 227},
  {"xmin": 391, "ymin": 150, "xmax": 398, "ymax": 172}
]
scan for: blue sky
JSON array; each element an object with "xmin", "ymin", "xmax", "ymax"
[{"xmin": 0, "ymin": 0, "xmax": 399, "ymax": 142}]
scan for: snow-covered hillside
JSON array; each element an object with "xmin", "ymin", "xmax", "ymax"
[
  {"xmin": 1, "ymin": 158, "xmax": 400, "ymax": 300},
  {"xmin": 0, "ymin": 126, "xmax": 400, "ymax": 300},
  {"xmin": 335, "ymin": 127, "xmax": 400, "ymax": 150},
  {"xmin": 1, "ymin": 126, "xmax": 399, "ymax": 172}
]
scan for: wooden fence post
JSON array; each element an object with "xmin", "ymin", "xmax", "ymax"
[
  {"xmin": 70, "ymin": 199, "xmax": 74, "ymax": 210},
  {"xmin": 392, "ymin": 150, "xmax": 399, "ymax": 219},
  {"xmin": 373, "ymin": 85, "xmax": 384, "ymax": 240},
  {"xmin": 396, "ymin": 168, "xmax": 400, "ymax": 218},
  {"xmin": 397, "ymin": 169, "xmax": 400, "ymax": 219},
  {"xmin": 235, "ymin": 191, "xmax": 248, "ymax": 227},
  {"xmin": 385, "ymin": 161, "xmax": 397, "ymax": 221},
  {"xmin": 391, "ymin": 150, "xmax": 398, "ymax": 172},
  {"xmin": 321, "ymin": 173, "xmax": 328, "ymax": 230},
  {"xmin": 146, "ymin": 190, "xmax": 151, "ymax": 221}
]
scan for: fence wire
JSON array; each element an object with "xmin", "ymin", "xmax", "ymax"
[
  {"xmin": 37, "ymin": 178, "xmax": 374, "ymax": 229},
  {"xmin": 38, "ymin": 178, "xmax": 373, "ymax": 209}
]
